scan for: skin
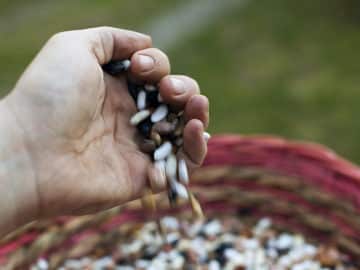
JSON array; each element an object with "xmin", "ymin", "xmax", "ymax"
[{"xmin": 0, "ymin": 27, "xmax": 209, "ymax": 238}]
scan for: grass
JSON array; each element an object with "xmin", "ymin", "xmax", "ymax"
[
  {"xmin": 168, "ymin": 0, "xmax": 360, "ymax": 162},
  {"xmin": 1, "ymin": 0, "xmax": 360, "ymax": 162}
]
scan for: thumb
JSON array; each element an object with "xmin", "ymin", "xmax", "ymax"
[{"xmin": 82, "ymin": 26, "xmax": 152, "ymax": 64}]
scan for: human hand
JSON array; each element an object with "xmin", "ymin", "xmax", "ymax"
[{"xmin": 0, "ymin": 27, "xmax": 209, "ymax": 234}]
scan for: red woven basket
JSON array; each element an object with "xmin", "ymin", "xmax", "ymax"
[{"xmin": 0, "ymin": 135, "xmax": 359, "ymax": 269}]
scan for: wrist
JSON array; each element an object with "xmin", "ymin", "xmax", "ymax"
[{"xmin": 0, "ymin": 97, "xmax": 38, "ymax": 237}]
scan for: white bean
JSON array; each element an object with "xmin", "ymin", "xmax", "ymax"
[
  {"xmin": 154, "ymin": 142, "xmax": 172, "ymax": 161},
  {"xmin": 178, "ymin": 159, "xmax": 189, "ymax": 185},
  {"xmin": 203, "ymin": 131, "xmax": 211, "ymax": 142},
  {"xmin": 145, "ymin": 84, "xmax": 157, "ymax": 91},
  {"xmin": 165, "ymin": 154, "xmax": 177, "ymax": 179},
  {"xmin": 173, "ymin": 182, "xmax": 189, "ymax": 200},
  {"xmin": 137, "ymin": 90, "xmax": 146, "ymax": 110},
  {"xmin": 130, "ymin": 110, "xmax": 150, "ymax": 125},
  {"xmin": 151, "ymin": 105, "xmax": 168, "ymax": 123}
]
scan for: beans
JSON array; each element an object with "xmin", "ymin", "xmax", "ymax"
[
  {"xmin": 146, "ymin": 90, "xmax": 160, "ymax": 107},
  {"xmin": 203, "ymin": 131, "xmax": 211, "ymax": 142},
  {"xmin": 154, "ymin": 142, "xmax": 172, "ymax": 161},
  {"xmin": 150, "ymin": 131, "xmax": 162, "ymax": 146},
  {"xmin": 137, "ymin": 90, "xmax": 146, "ymax": 110},
  {"xmin": 145, "ymin": 84, "xmax": 157, "ymax": 92},
  {"xmin": 151, "ymin": 104, "xmax": 168, "ymax": 123},
  {"xmin": 152, "ymin": 121, "xmax": 175, "ymax": 135},
  {"xmin": 178, "ymin": 159, "xmax": 189, "ymax": 185},
  {"xmin": 165, "ymin": 154, "xmax": 177, "ymax": 179},
  {"xmin": 102, "ymin": 59, "xmax": 131, "ymax": 75},
  {"xmin": 130, "ymin": 110, "xmax": 150, "ymax": 126},
  {"xmin": 55, "ymin": 215, "xmax": 356, "ymax": 270},
  {"xmin": 137, "ymin": 118, "xmax": 152, "ymax": 137},
  {"xmin": 175, "ymin": 137, "xmax": 183, "ymax": 147},
  {"xmin": 172, "ymin": 181, "xmax": 188, "ymax": 200},
  {"xmin": 139, "ymin": 139, "xmax": 156, "ymax": 153}
]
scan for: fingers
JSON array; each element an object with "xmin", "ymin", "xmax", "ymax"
[
  {"xmin": 184, "ymin": 94, "xmax": 209, "ymax": 129},
  {"xmin": 158, "ymin": 75, "xmax": 200, "ymax": 110},
  {"xmin": 181, "ymin": 119, "xmax": 207, "ymax": 168},
  {"xmin": 130, "ymin": 48, "xmax": 170, "ymax": 82}
]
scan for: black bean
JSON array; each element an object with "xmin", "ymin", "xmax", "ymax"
[
  {"xmin": 103, "ymin": 60, "xmax": 129, "ymax": 75},
  {"xmin": 137, "ymin": 118, "xmax": 152, "ymax": 137},
  {"xmin": 214, "ymin": 242, "xmax": 234, "ymax": 255},
  {"xmin": 146, "ymin": 90, "xmax": 160, "ymax": 107},
  {"xmin": 168, "ymin": 186, "xmax": 178, "ymax": 206}
]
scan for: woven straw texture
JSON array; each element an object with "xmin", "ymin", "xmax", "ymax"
[{"xmin": 0, "ymin": 135, "xmax": 359, "ymax": 269}]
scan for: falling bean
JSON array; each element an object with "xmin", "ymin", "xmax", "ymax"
[
  {"xmin": 165, "ymin": 154, "xmax": 177, "ymax": 179},
  {"xmin": 178, "ymin": 159, "xmax": 189, "ymax": 185}
]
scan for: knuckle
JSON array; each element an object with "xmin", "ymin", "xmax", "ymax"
[
  {"xmin": 96, "ymin": 26, "xmax": 113, "ymax": 33},
  {"xmin": 49, "ymin": 32, "xmax": 67, "ymax": 43}
]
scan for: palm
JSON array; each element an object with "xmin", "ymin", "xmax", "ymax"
[{"xmin": 17, "ymin": 58, "xmax": 151, "ymax": 217}]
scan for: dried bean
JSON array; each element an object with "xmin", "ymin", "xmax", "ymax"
[
  {"xmin": 203, "ymin": 132, "xmax": 211, "ymax": 142},
  {"xmin": 154, "ymin": 142, "xmax": 172, "ymax": 161},
  {"xmin": 146, "ymin": 90, "xmax": 160, "ymax": 107},
  {"xmin": 178, "ymin": 159, "xmax": 189, "ymax": 185},
  {"xmin": 137, "ymin": 90, "xmax": 146, "ymax": 110},
  {"xmin": 165, "ymin": 154, "xmax": 177, "ymax": 179},
  {"xmin": 151, "ymin": 104, "xmax": 168, "ymax": 123},
  {"xmin": 103, "ymin": 59, "xmax": 130, "ymax": 75},
  {"xmin": 130, "ymin": 110, "xmax": 150, "ymax": 126},
  {"xmin": 150, "ymin": 131, "xmax": 162, "ymax": 146},
  {"xmin": 139, "ymin": 139, "xmax": 156, "ymax": 153},
  {"xmin": 152, "ymin": 121, "xmax": 175, "ymax": 135},
  {"xmin": 144, "ymin": 84, "xmax": 157, "ymax": 91},
  {"xmin": 137, "ymin": 118, "xmax": 152, "ymax": 137},
  {"xmin": 55, "ymin": 215, "xmax": 355, "ymax": 270}
]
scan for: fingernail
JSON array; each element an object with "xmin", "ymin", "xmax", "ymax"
[
  {"xmin": 203, "ymin": 132, "xmax": 211, "ymax": 142},
  {"xmin": 138, "ymin": 54, "xmax": 155, "ymax": 72},
  {"xmin": 169, "ymin": 78, "xmax": 185, "ymax": 95}
]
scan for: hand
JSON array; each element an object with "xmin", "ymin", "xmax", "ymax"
[{"xmin": 0, "ymin": 27, "xmax": 209, "ymax": 235}]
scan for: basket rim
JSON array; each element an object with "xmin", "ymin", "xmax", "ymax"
[{"xmin": 206, "ymin": 134, "xmax": 360, "ymax": 184}]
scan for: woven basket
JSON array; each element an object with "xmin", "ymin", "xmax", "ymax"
[{"xmin": 1, "ymin": 135, "xmax": 359, "ymax": 269}]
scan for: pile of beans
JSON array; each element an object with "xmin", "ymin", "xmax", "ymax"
[
  {"xmin": 35, "ymin": 215, "xmax": 355, "ymax": 270},
  {"xmin": 103, "ymin": 60, "xmax": 206, "ymax": 215}
]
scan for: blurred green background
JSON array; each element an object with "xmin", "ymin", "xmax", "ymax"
[{"xmin": 1, "ymin": 0, "xmax": 360, "ymax": 162}]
